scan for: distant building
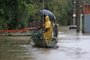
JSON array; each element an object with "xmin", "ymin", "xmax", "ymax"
[{"xmin": 83, "ymin": 4, "xmax": 90, "ymax": 33}]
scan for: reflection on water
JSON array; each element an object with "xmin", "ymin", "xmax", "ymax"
[
  {"xmin": 0, "ymin": 36, "xmax": 55, "ymax": 60},
  {"xmin": 0, "ymin": 36, "xmax": 34, "ymax": 60},
  {"xmin": 0, "ymin": 35, "xmax": 90, "ymax": 60}
]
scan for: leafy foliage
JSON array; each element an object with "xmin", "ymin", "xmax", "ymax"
[{"xmin": 0, "ymin": 0, "xmax": 74, "ymax": 30}]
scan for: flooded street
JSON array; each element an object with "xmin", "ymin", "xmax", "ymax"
[{"xmin": 0, "ymin": 31, "xmax": 90, "ymax": 60}]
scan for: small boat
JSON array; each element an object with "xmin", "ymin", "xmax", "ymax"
[{"xmin": 31, "ymin": 29, "xmax": 57, "ymax": 48}]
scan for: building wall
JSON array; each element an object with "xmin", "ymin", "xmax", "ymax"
[
  {"xmin": 84, "ymin": 14, "xmax": 90, "ymax": 33},
  {"xmin": 83, "ymin": 4, "xmax": 90, "ymax": 33}
]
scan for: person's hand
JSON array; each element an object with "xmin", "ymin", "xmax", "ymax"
[
  {"xmin": 34, "ymin": 27, "xmax": 38, "ymax": 32},
  {"xmin": 43, "ymin": 30, "xmax": 45, "ymax": 33}
]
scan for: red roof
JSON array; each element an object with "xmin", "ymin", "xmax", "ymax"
[{"xmin": 83, "ymin": 4, "xmax": 90, "ymax": 14}]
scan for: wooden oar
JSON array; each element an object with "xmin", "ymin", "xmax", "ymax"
[{"xmin": 27, "ymin": 36, "xmax": 33, "ymax": 45}]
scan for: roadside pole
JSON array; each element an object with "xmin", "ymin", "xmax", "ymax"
[
  {"xmin": 76, "ymin": 0, "xmax": 80, "ymax": 33},
  {"xmin": 80, "ymin": 14, "xmax": 83, "ymax": 33}
]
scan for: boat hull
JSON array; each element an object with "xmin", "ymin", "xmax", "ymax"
[{"xmin": 32, "ymin": 30, "xmax": 57, "ymax": 48}]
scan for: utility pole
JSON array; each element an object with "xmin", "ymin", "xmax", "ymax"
[
  {"xmin": 76, "ymin": 0, "xmax": 81, "ymax": 33},
  {"xmin": 73, "ymin": 0, "xmax": 76, "ymax": 25}
]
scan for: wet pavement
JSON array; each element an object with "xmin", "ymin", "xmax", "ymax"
[{"xmin": 0, "ymin": 31, "xmax": 90, "ymax": 60}]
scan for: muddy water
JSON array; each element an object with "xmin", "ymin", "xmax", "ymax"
[{"xmin": 0, "ymin": 33, "xmax": 90, "ymax": 60}]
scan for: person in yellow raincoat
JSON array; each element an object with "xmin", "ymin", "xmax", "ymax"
[{"xmin": 43, "ymin": 15, "xmax": 53, "ymax": 45}]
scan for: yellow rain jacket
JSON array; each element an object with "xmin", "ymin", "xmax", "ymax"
[{"xmin": 43, "ymin": 16, "xmax": 53, "ymax": 44}]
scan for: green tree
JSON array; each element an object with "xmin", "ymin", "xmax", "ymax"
[{"xmin": 0, "ymin": 0, "xmax": 74, "ymax": 29}]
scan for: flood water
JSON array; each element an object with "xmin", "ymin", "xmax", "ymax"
[{"xmin": 0, "ymin": 32, "xmax": 90, "ymax": 60}]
